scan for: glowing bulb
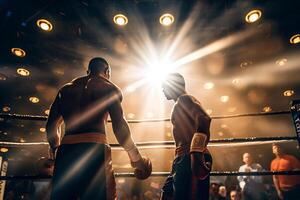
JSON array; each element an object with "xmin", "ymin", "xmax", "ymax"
[
  {"xmin": 220, "ymin": 95, "xmax": 229, "ymax": 103},
  {"xmin": 11, "ymin": 48, "xmax": 26, "ymax": 57},
  {"xmin": 127, "ymin": 113, "xmax": 135, "ymax": 119},
  {"xmin": 276, "ymin": 58, "xmax": 287, "ymax": 66},
  {"xmin": 40, "ymin": 128, "xmax": 46, "ymax": 132},
  {"xmin": 204, "ymin": 82, "xmax": 214, "ymax": 90},
  {"xmin": 263, "ymin": 106, "xmax": 272, "ymax": 112},
  {"xmin": 113, "ymin": 14, "xmax": 128, "ymax": 26},
  {"xmin": 144, "ymin": 59, "xmax": 173, "ymax": 87},
  {"xmin": 0, "ymin": 148, "xmax": 8, "ymax": 153},
  {"xmin": 17, "ymin": 68, "xmax": 30, "ymax": 76},
  {"xmin": 44, "ymin": 109, "xmax": 50, "ymax": 115},
  {"xmin": 2, "ymin": 106, "xmax": 10, "ymax": 112},
  {"xmin": 283, "ymin": 90, "xmax": 294, "ymax": 97},
  {"xmin": 245, "ymin": 10, "xmax": 262, "ymax": 23},
  {"xmin": 29, "ymin": 97, "xmax": 39, "ymax": 103},
  {"xmin": 159, "ymin": 13, "xmax": 174, "ymax": 26},
  {"xmin": 37, "ymin": 19, "xmax": 53, "ymax": 31},
  {"xmin": 290, "ymin": 34, "xmax": 300, "ymax": 44}
]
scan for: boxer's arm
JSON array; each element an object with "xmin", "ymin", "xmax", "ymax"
[
  {"xmin": 46, "ymin": 92, "xmax": 63, "ymax": 150},
  {"xmin": 108, "ymin": 99, "xmax": 142, "ymax": 162}
]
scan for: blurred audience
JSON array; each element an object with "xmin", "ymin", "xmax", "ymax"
[
  {"xmin": 229, "ymin": 190, "xmax": 241, "ymax": 200},
  {"xmin": 237, "ymin": 152, "xmax": 267, "ymax": 199},
  {"xmin": 218, "ymin": 185, "xmax": 227, "ymax": 200},
  {"xmin": 270, "ymin": 143, "xmax": 300, "ymax": 200}
]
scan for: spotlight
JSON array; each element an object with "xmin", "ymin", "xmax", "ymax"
[
  {"xmin": 144, "ymin": 59, "xmax": 173, "ymax": 87},
  {"xmin": 240, "ymin": 61, "xmax": 252, "ymax": 68},
  {"xmin": 11, "ymin": 48, "xmax": 26, "ymax": 57},
  {"xmin": 29, "ymin": 97, "xmax": 39, "ymax": 103},
  {"xmin": 203, "ymin": 82, "xmax": 214, "ymax": 90},
  {"xmin": 37, "ymin": 19, "xmax": 53, "ymax": 31},
  {"xmin": 0, "ymin": 73, "xmax": 7, "ymax": 81},
  {"xmin": 220, "ymin": 95, "xmax": 229, "ymax": 103},
  {"xmin": 283, "ymin": 90, "xmax": 294, "ymax": 97},
  {"xmin": 276, "ymin": 58, "xmax": 287, "ymax": 66},
  {"xmin": 17, "ymin": 68, "xmax": 30, "ymax": 76},
  {"xmin": 159, "ymin": 13, "xmax": 174, "ymax": 26},
  {"xmin": 113, "ymin": 14, "xmax": 128, "ymax": 26},
  {"xmin": 127, "ymin": 113, "xmax": 135, "ymax": 119},
  {"xmin": 245, "ymin": 9, "xmax": 262, "ymax": 23},
  {"xmin": 232, "ymin": 78, "xmax": 240, "ymax": 85},
  {"xmin": 263, "ymin": 106, "xmax": 272, "ymax": 113},
  {"xmin": 44, "ymin": 109, "xmax": 50, "ymax": 115},
  {"xmin": 2, "ymin": 106, "xmax": 11, "ymax": 112},
  {"xmin": 290, "ymin": 34, "xmax": 300, "ymax": 44},
  {"xmin": 0, "ymin": 148, "xmax": 8, "ymax": 153},
  {"xmin": 39, "ymin": 127, "xmax": 46, "ymax": 133}
]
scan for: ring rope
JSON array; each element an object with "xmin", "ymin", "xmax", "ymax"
[
  {"xmin": 0, "ymin": 110, "xmax": 291, "ymax": 122},
  {"xmin": 0, "ymin": 170, "xmax": 299, "ymax": 180},
  {"xmin": 0, "ymin": 136, "xmax": 297, "ymax": 148}
]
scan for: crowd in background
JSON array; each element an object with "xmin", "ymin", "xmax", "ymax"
[{"xmin": 3, "ymin": 143, "xmax": 300, "ymax": 200}]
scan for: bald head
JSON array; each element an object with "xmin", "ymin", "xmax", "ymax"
[
  {"xmin": 87, "ymin": 57, "xmax": 110, "ymax": 77},
  {"xmin": 162, "ymin": 73, "xmax": 186, "ymax": 101}
]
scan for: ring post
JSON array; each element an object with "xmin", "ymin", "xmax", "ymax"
[{"xmin": 290, "ymin": 100, "xmax": 300, "ymax": 146}]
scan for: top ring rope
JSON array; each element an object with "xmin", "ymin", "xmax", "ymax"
[
  {"xmin": 0, "ymin": 136, "xmax": 297, "ymax": 148},
  {"xmin": 0, "ymin": 110, "xmax": 291, "ymax": 122}
]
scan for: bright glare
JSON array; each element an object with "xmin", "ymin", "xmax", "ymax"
[
  {"xmin": 159, "ymin": 13, "xmax": 174, "ymax": 26},
  {"xmin": 144, "ymin": 59, "xmax": 173, "ymax": 87},
  {"xmin": 204, "ymin": 82, "xmax": 214, "ymax": 90},
  {"xmin": 245, "ymin": 10, "xmax": 262, "ymax": 23},
  {"xmin": 113, "ymin": 14, "xmax": 128, "ymax": 26},
  {"xmin": 220, "ymin": 95, "xmax": 229, "ymax": 103}
]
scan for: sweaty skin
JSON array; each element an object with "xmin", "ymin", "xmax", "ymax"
[
  {"xmin": 171, "ymin": 94, "xmax": 212, "ymax": 179},
  {"xmin": 171, "ymin": 94, "xmax": 211, "ymax": 147},
  {"xmin": 46, "ymin": 75, "xmax": 135, "ymax": 152}
]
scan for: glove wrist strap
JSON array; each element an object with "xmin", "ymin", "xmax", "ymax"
[{"xmin": 127, "ymin": 146, "xmax": 142, "ymax": 162}]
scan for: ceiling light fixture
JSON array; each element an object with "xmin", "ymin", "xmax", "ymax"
[
  {"xmin": 11, "ymin": 48, "xmax": 26, "ymax": 57},
  {"xmin": 39, "ymin": 127, "xmax": 46, "ymax": 132},
  {"xmin": 283, "ymin": 90, "xmax": 294, "ymax": 97},
  {"xmin": 29, "ymin": 97, "xmax": 40, "ymax": 103},
  {"xmin": 245, "ymin": 9, "xmax": 262, "ymax": 23},
  {"xmin": 263, "ymin": 106, "xmax": 272, "ymax": 113},
  {"xmin": 36, "ymin": 19, "xmax": 53, "ymax": 31},
  {"xmin": 17, "ymin": 68, "xmax": 30, "ymax": 76},
  {"xmin": 220, "ymin": 95, "xmax": 229, "ymax": 103},
  {"xmin": 276, "ymin": 58, "xmax": 287, "ymax": 66},
  {"xmin": 204, "ymin": 82, "xmax": 214, "ymax": 90},
  {"xmin": 2, "ymin": 106, "xmax": 10, "ymax": 112},
  {"xmin": 159, "ymin": 13, "xmax": 174, "ymax": 26},
  {"xmin": 290, "ymin": 34, "xmax": 300, "ymax": 44},
  {"xmin": 113, "ymin": 14, "xmax": 128, "ymax": 26},
  {"xmin": 0, "ymin": 148, "xmax": 9, "ymax": 153},
  {"xmin": 44, "ymin": 109, "xmax": 50, "ymax": 115}
]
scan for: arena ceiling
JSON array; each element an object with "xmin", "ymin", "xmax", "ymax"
[{"xmin": 0, "ymin": 0, "xmax": 299, "ymax": 173}]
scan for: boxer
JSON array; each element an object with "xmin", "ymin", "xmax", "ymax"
[
  {"xmin": 160, "ymin": 73, "xmax": 212, "ymax": 200},
  {"xmin": 46, "ymin": 57, "xmax": 151, "ymax": 200}
]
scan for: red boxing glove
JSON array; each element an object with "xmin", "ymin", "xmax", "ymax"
[
  {"xmin": 190, "ymin": 133, "xmax": 212, "ymax": 180},
  {"xmin": 131, "ymin": 157, "xmax": 152, "ymax": 180}
]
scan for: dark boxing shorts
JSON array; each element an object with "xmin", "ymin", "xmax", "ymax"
[
  {"xmin": 161, "ymin": 149, "xmax": 212, "ymax": 200},
  {"xmin": 51, "ymin": 143, "xmax": 116, "ymax": 200}
]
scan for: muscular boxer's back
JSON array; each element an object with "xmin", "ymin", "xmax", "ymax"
[
  {"xmin": 58, "ymin": 75, "xmax": 120, "ymax": 135},
  {"xmin": 171, "ymin": 94, "xmax": 211, "ymax": 147}
]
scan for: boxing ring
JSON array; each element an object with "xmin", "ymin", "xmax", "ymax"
[{"xmin": 0, "ymin": 100, "xmax": 299, "ymax": 180}]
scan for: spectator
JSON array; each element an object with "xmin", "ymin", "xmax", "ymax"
[
  {"xmin": 237, "ymin": 152, "xmax": 266, "ymax": 200},
  {"xmin": 218, "ymin": 185, "xmax": 227, "ymax": 200},
  {"xmin": 270, "ymin": 143, "xmax": 300, "ymax": 199},
  {"xmin": 229, "ymin": 190, "xmax": 241, "ymax": 200},
  {"xmin": 30, "ymin": 157, "xmax": 54, "ymax": 200}
]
